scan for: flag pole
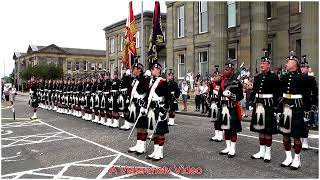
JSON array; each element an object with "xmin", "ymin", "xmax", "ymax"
[{"xmin": 141, "ymin": 1, "xmax": 144, "ymax": 68}]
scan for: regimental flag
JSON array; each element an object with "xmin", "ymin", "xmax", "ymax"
[
  {"xmin": 147, "ymin": 1, "xmax": 165, "ymax": 67},
  {"xmin": 122, "ymin": 1, "xmax": 137, "ymax": 69}
]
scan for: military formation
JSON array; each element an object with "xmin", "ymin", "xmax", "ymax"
[{"xmin": 26, "ymin": 51, "xmax": 318, "ymax": 168}]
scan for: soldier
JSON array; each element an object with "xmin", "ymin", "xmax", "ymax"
[
  {"xmin": 167, "ymin": 69, "xmax": 180, "ymax": 126},
  {"xmin": 119, "ymin": 67, "xmax": 133, "ymax": 130},
  {"xmin": 250, "ymin": 50, "xmax": 280, "ymax": 162},
  {"xmin": 30, "ymin": 77, "xmax": 39, "ymax": 119},
  {"xmin": 219, "ymin": 63, "xmax": 244, "ymax": 158},
  {"xmin": 209, "ymin": 66, "xmax": 223, "ymax": 142},
  {"xmin": 75, "ymin": 78, "xmax": 84, "ymax": 117},
  {"xmin": 109, "ymin": 71, "xmax": 121, "ymax": 128},
  {"xmin": 51, "ymin": 79, "xmax": 57, "ymax": 111},
  {"xmin": 88, "ymin": 76, "xmax": 98, "ymax": 121},
  {"xmin": 300, "ymin": 55, "xmax": 318, "ymax": 150},
  {"xmin": 93, "ymin": 75, "xmax": 104, "ymax": 123},
  {"xmin": 38, "ymin": 78, "xmax": 44, "ymax": 109},
  {"xmin": 83, "ymin": 77, "xmax": 92, "ymax": 120},
  {"xmin": 278, "ymin": 51, "xmax": 311, "ymax": 170},
  {"xmin": 128, "ymin": 63, "xmax": 149, "ymax": 155},
  {"xmin": 47, "ymin": 79, "xmax": 53, "ymax": 110},
  {"xmin": 145, "ymin": 62, "xmax": 172, "ymax": 161},
  {"xmin": 102, "ymin": 71, "xmax": 113, "ymax": 126}
]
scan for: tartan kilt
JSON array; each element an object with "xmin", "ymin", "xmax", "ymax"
[
  {"xmin": 250, "ymin": 104, "xmax": 278, "ymax": 134},
  {"xmin": 147, "ymin": 108, "xmax": 169, "ymax": 135},
  {"xmin": 220, "ymin": 106, "xmax": 242, "ymax": 133}
]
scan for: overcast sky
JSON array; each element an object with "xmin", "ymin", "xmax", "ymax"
[{"xmin": 0, "ymin": 0, "xmax": 167, "ymax": 77}]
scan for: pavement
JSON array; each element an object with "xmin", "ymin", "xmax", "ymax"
[{"xmin": 1, "ymin": 95, "xmax": 319, "ymax": 178}]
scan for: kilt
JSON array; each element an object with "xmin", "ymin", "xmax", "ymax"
[
  {"xmin": 220, "ymin": 105, "xmax": 242, "ymax": 133},
  {"xmin": 31, "ymin": 96, "xmax": 39, "ymax": 108},
  {"xmin": 278, "ymin": 105, "xmax": 308, "ymax": 138},
  {"xmin": 250, "ymin": 103, "xmax": 278, "ymax": 134},
  {"xmin": 147, "ymin": 108, "xmax": 169, "ymax": 135}
]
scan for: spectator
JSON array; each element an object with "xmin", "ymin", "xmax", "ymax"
[
  {"xmin": 199, "ymin": 80, "xmax": 209, "ymax": 113},
  {"xmin": 10, "ymin": 85, "xmax": 16, "ymax": 104},
  {"xmin": 204, "ymin": 72, "xmax": 209, "ymax": 82},
  {"xmin": 194, "ymin": 82, "xmax": 201, "ymax": 112},
  {"xmin": 189, "ymin": 72, "xmax": 194, "ymax": 90},
  {"xmin": 195, "ymin": 72, "xmax": 201, "ymax": 83},
  {"xmin": 181, "ymin": 81, "xmax": 189, "ymax": 111}
]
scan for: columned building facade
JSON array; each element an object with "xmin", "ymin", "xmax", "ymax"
[
  {"xmin": 166, "ymin": 1, "xmax": 319, "ymax": 80},
  {"xmin": 104, "ymin": 11, "xmax": 167, "ymax": 77}
]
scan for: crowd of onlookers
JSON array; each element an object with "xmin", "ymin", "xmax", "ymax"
[{"xmin": 175, "ymin": 68, "xmax": 318, "ymax": 128}]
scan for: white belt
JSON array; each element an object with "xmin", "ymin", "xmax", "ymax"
[
  {"xmin": 97, "ymin": 90, "xmax": 102, "ymax": 93},
  {"xmin": 151, "ymin": 96, "xmax": 164, "ymax": 102},
  {"xmin": 133, "ymin": 93, "xmax": 146, "ymax": 99},
  {"xmin": 85, "ymin": 91, "xmax": 90, "ymax": 93},
  {"xmin": 120, "ymin": 88, "xmax": 128, "ymax": 92},
  {"xmin": 221, "ymin": 97, "xmax": 229, "ymax": 101},
  {"xmin": 255, "ymin": 94, "xmax": 273, "ymax": 98},
  {"xmin": 111, "ymin": 90, "xmax": 117, "ymax": 92},
  {"xmin": 283, "ymin": 93, "xmax": 302, "ymax": 99},
  {"xmin": 103, "ymin": 92, "xmax": 109, "ymax": 95}
]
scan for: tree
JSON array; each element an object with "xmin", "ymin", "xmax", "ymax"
[{"xmin": 20, "ymin": 63, "xmax": 63, "ymax": 81}]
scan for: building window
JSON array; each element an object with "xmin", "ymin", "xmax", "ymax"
[
  {"xmin": 75, "ymin": 62, "xmax": 80, "ymax": 71},
  {"xmin": 91, "ymin": 62, "xmax": 96, "ymax": 71},
  {"xmin": 98, "ymin": 63, "xmax": 103, "ymax": 71},
  {"xmin": 110, "ymin": 38, "xmax": 115, "ymax": 53},
  {"xmin": 178, "ymin": 54, "xmax": 185, "ymax": 79},
  {"xmin": 136, "ymin": 31, "xmax": 140, "ymax": 48},
  {"xmin": 83, "ymin": 61, "xmax": 88, "ymax": 71},
  {"xmin": 228, "ymin": 1, "xmax": 236, "ymax": 28},
  {"xmin": 199, "ymin": 51, "xmax": 208, "ymax": 75},
  {"xmin": 67, "ymin": 61, "xmax": 72, "ymax": 70},
  {"xmin": 199, "ymin": 1, "xmax": 208, "ymax": 33},
  {"xmin": 267, "ymin": 2, "xmax": 272, "ymax": 19},
  {"xmin": 298, "ymin": 1, "xmax": 302, "ymax": 13},
  {"xmin": 120, "ymin": 35, "xmax": 124, "ymax": 52},
  {"xmin": 177, "ymin": 5, "xmax": 185, "ymax": 38},
  {"xmin": 228, "ymin": 48, "xmax": 236, "ymax": 60}
]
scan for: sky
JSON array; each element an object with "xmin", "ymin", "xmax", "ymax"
[{"xmin": 0, "ymin": 0, "xmax": 167, "ymax": 77}]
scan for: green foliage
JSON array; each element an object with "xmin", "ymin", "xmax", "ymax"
[{"xmin": 20, "ymin": 63, "xmax": 63, "ymax": 81}]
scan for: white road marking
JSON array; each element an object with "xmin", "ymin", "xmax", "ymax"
[
  {"xmin": 2, "ymin": 155, "xmax": 119, "ymax": 178},
  {"xmin": 1, "ymin": 130, "xmax": 13, "ymax": 135},
  {"xmin": 2, "ymin": 137, "xmax": 77, "ymax": 148},
  {"xmin": 96, "ymin": 154, "xmax": 121, "ymax": 179},
  {"xmin": 40, "ymin": 121, "xmax": 188, "ymax": 179}
]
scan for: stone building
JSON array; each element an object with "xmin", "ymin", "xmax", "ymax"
[
  {"xmin": 104, "ymin": 11, "xmax": 166, "ymax": 77},
  {"xmin": 165, "ymin": 1, "xmax": 318, "ymax": 80},
  {"xmin": 13, "ymin": 44, "xmax": 106, "ymax": 89}
]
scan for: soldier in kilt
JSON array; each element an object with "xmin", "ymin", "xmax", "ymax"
[
  {"xmin": 278, "ymin": 52, "xmax": 312, "ymax": 170},
  {"xmin": 82, "ymin": 77, "xmax": 92, "ymax": 120},
  {"xmin": 102, "ymin": 72, "xmax": 113, "ymax": 126},
  {"xmin": 30, "ymin": 77, "xmax": 39, "ymax": 120},
  {"xmin": 119, "ymin": 67, "xmax": 133, "ymax": 130},
  {"xmin": 109, "ymin": 71, "xmax": 121, "ymax": 128},
  {"xmin": 250, "ymin": 50, "xmax": 280, "ymax": 162},
  {"xmin": 128, "ymin": 63, "xmax": 149, "ymax": 155},
  {"xmin": 93, "ymin": 75, "xmax": 104, "ymax": 123},
  {"xmin": 300, "ymin": 56, "xmax": 318, "ymax": 150},
  {"xmin": 145, "ymin": 62, "xmax": 172, "ymax": 161},
  {"xmin": 219, "ymin": 63, "xmax": 244, "ymax": 158},
  {"xmin": 167, "ymin": 69, "xmax": 180, "ymax": 126},
  {"xmin": 209, "ymin": 66, "xmax": 223, "ymax": 142}
]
